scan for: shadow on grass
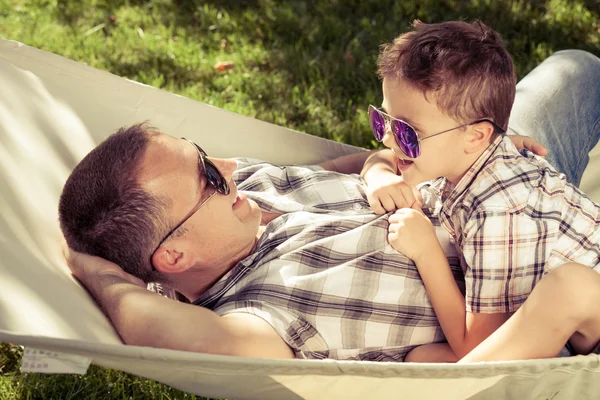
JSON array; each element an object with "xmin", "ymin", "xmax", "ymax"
[{"xmin": 184, "ymin": 0, "xmax": 600, "ymax": 70}]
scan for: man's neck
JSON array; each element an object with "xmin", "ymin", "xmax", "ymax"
[
  {"xmin": 174, "ymin": 210, "xmax": 282, "ymax": 301},
  {"xmin": 181, "ymin": 216, "xmax": 279, "ymax": 301},
  {"xmin": 261, "ymin": 210, "xmax": 281, "ymax": 225}
]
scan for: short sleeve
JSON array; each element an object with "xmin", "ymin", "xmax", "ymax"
[
  {"xmin": 460, "ymin": 210, "xmax": 547, "ymax": 313},
  {"xmin": 214, "ymin": 300, "xmax": 328, "ymax": 353}
]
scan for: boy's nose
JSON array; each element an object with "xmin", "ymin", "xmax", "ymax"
[{"xmin": 381, "ymin": 126, "xmax": 396, "ymax": 149}]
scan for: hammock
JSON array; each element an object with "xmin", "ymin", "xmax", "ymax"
[{"xmin": 1, "ymin": 37, "xmax": 600, "ymax": 400}]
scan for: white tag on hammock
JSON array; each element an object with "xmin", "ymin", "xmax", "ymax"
[{"xmin": 20, "ymin": 347, "xmax": 91, "ymax": 375}]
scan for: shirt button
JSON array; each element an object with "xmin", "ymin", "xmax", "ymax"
[{"xmin": 352, "ymin": 203, "xmax": 362, "ymax": 210}]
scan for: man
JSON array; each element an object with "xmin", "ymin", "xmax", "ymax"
[
  {"xmin": 61, "ymin": 125, "xmax": 456, "ymax": 361},
  {"xmin": 61, "ymin": 49, "xmax": 600, "ymax": 361}
]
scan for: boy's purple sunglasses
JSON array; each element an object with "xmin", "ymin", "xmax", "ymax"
[{"xmin": 368, "ymin": 105, "xmax": 505, "ymax": 159}]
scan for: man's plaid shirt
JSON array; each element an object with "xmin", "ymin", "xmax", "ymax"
[
  {"xmin": 193, "ymin": 160, "xmax": 461, "ymax": 361},
  {"xmin": 433, "ymin": 135, "xmax": 600, "ymax": 314}
]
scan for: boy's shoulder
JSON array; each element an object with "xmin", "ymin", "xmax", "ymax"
[{"xmin": 458, "ymin": 136, "xmax": 570, "ymax": 213}]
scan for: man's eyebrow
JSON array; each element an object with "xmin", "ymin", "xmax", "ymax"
[{"xmin": 381, "ymin": 106, "xmax": 424, "ymax": 131}]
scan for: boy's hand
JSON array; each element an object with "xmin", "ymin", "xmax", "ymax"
[
  {"xmin": 365, "ymin": 169, "xmax": 423, "ymax": 214},
  {"xmin": 387, "ymin": 207, "xmax": 437, "ymax": 263}
]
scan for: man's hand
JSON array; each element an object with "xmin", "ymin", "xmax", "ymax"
[
  {"xmin": 365, "ymin": 169, "xmax": 423, "ymax": 214},
  {"xmin": 61, "ymin": 244, "xmax": 294, "ymax": 358},
  {"xmin": 508, "ymin": 135, "xmax": 548, "ymax": 157},
  {"xmin": 387, "ymin": 207, "xmax": 438, "ymax": 263},
  {"xmin": 62, "ymin": 244, "xmax": 145, "ymax": 288}
]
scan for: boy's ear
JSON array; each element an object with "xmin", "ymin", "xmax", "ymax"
[
  {"xmin": 151, "ymin": 242, "xmax": 195, "ymax": 274},
  {"xmin": 464, "ymin": 121, "xmax": 495, "ymax": 154}
]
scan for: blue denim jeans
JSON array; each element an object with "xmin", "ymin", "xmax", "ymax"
[{"xmin": 508, "ymin": 50, "xmax": 600, "ymax": 187}]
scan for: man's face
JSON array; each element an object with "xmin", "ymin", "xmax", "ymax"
[
  {"xmin": 140, "ymin": 133, "xmax": 262, "ymax": 274},
  {"xmin": 381, "ymin": 77, "xmax": 469, "ymax": 185}
]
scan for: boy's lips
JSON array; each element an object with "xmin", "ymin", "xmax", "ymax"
[{"xmin": 397, "ymin": 157, "xmax": 414, "ymax": 172}]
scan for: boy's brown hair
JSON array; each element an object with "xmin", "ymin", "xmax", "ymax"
[{"xmin": 378, "ymin": 20, "xmax": 516, "ymax": 132}]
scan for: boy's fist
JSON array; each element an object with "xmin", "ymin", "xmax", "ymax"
[
  {"xmin": 387, "ymin": 207, "xmax": 437, "ymax": 263},
  {"xmin": 365, "ymin": 170, "xmax": 422, "ymax": 214}
]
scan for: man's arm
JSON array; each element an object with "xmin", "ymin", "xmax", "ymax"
[
  {"xmin": 65, "ymin": 248, "xmax": 294, "ymax": 359},
  {"xmin": 317, "ymin": 150, "xmax": 378, "ymax": 174}
]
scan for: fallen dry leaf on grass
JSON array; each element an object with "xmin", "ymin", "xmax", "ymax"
[{"xmin": 214, "ymin": 61, "xmax": 235, "ymax": 71}]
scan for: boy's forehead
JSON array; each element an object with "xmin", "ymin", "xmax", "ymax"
[
  {"xmin": 380, "ymin": 78, "xmax": 398, "ymax": 111},
  {"xmin": 382, "ymin": 78, "xmax": 423, "ymax": 115},
  {"xmin": 381, "ymin": 77, "xmax": 454, "ymax": 130},
  {"xmin": 382, "ymin": 77, "xmax": 423, "ymax": 99}
]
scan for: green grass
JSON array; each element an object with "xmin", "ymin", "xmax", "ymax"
[
  {"xmin": 1, "ymin": 0, "xmax": 599, "ymax": 148},
  {"xmin": 0, "ymin": 343, "xmax": 211, "ymax": 399},
  {"xmin": 0, "ymin": 0, "xmax": 598, "ymax": 398}
]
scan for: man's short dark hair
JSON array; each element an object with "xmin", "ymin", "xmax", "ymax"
[{"xmin": 59, "ymin": 123, "xmax": 168, "ymax": 283}]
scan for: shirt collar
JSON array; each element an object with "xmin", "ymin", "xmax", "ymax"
[{"xmin": 442, "ymin": 134, "xmax": 505, "ymax": 208}]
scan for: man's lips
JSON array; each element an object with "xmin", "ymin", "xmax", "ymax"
[{"xmin": 232, "ymin": 193, "xmax": 246, "ymax": 209}]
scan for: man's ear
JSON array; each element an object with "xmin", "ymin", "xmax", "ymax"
[
  {"xmin": 151, "ymin": 242, "xmax": 195, "ymax": 274},
  {"xmin": 464, "ymin": 121, "xmax": 495, "ymax": 154}
]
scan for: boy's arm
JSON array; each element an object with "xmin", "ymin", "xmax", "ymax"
[
  {"xmin": 64, "ymin": 248, "xmax": 294, "ymax": 359},
  {"xmin": 360, "ymin": 148, "xmax": 397, "ymax": 179},
  {"xmin": 413, "ymin": 243, "xmax": 510, "ymax": 358},
  {"xmin": 388, "ymin": 208, "xmax": 511, "ymax": 358},
  {"xmin": 362, "ymin": 149, "xmax": 422, "ymax": 213},
  {"xmin": 320, "ymin": 149, "xmax": 421, "ymax": 212},
  {"xmin": 455, "ymin": 209, "xmax": 547, "ymax": 357}
]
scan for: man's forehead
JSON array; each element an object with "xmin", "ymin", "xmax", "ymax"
[
  {"xmin": 139, "ymin": 135, "xmax": 198, "ymax": 192},
  {"xmin": 143, "ymin": 134, "xmax": 183, "ymax": 168}
]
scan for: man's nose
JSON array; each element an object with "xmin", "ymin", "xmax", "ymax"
[{"xmin": 210, "ymin": 158, "xmax": 237, "ymax": 180}]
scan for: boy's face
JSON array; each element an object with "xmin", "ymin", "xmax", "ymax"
[{"xmin": 380, "ymin": 77, "xmax": 473, "ymax": 186}]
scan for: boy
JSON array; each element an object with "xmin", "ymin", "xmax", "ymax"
[
  {"xmin": 360, "ymin": 20, "xmax": 600, "ymax": 361},
  {"xmin": 459, "ymin": 262, "xmax": 600, "ymax": 362}
]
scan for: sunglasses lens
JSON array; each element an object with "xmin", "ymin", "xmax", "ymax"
[
  {"xmin": 369, "ymin": 107, "xmax": 386, "ymax": 142},
  {"xmin": 205, "ymin": 160, "xmax": 230, "ymax": 195},
  {"xmin": 392, "ymin": 120, "xmax": 420, "ymax": 158}
]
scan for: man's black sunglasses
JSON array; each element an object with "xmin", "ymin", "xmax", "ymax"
[{"xmin": 150, "ymin": 138, "xmax": 230, "ymax": 266}]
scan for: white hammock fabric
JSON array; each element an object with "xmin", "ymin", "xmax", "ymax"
[{"xmin": 1, "ymin": 37, "xmax": 600, "ymax": 400}]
